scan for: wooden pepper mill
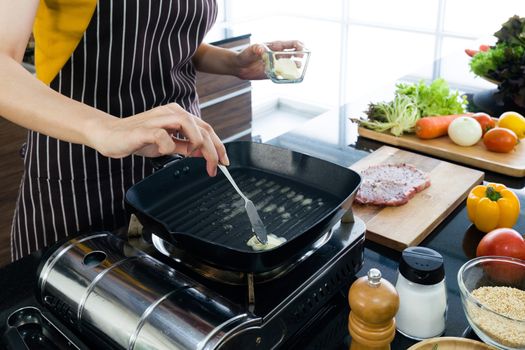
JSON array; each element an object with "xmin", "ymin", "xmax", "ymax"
[{"xmin": 348, "ymin": 268, "xmax": 399, "ymax": 350}]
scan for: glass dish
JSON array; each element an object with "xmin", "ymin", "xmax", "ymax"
[
  {"xmin": 262, "ymin": 48, "xmax": 310, "ymax": 84},
  {"xmin": 457, "ymin": 256, "xmax": 525, "ymax": 349}
]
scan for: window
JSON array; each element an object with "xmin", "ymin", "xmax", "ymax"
[{"xmin": 217, "ymin": 0, "xmax": 523, "ymax": 114}]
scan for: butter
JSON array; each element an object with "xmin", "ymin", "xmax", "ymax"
[
  {"xmin": 247, "ymin": 233, "xmax": 287, "ymax": 251},
  {"xmin": 273, "ymin": 58, "xmax": 301, "ymax": 80}
]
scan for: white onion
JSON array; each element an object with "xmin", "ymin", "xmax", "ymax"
[{"xmin": 448, "ymin": 117, "xmax": 482, "ymax": 146}]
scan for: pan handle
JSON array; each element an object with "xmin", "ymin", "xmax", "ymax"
[{"xmin": 149, "ymin": 154, "xmax": 184, "ymax": 171}]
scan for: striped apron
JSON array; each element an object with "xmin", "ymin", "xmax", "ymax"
[{"xmin": 11, "ymin": 0, "xmax": 218, "ymax": 261}]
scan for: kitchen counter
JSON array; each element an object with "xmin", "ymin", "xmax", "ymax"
[
  {"xmin": 268, "ymin": 103, "xmax": 525, "ymax": 349},
  {"xmin": 1, "ymin": 104, "xmax": 524, "ymax": 349},
  {"xmin": 202, "ymin": 23, "xmax": 252, "ymax": 48}
]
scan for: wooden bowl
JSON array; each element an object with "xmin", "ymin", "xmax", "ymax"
[{"xmin": 407, "ymin": 337, "xmax": 496, "ymax": 350}]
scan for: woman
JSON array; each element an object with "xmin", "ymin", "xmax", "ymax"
[{"xmin": 0, "ymin": 0, "xmax": 302, "ymax": 261}]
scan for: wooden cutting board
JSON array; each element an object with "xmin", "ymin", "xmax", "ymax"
[
  {"xmin": 358, "ymin": 126, "xmax": 525, "ymax": 177},
  {"xmin": 350, "ymin": 146, "xmax": 484, "ymax": 251}
]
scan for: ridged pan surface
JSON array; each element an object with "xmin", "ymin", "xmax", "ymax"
[
  {"xmin": 156, "ymin": 168, "xmax": 338, "ymax": 250},
  {"xmin": 125, "ymin": 142, "xmax": 361, "ymax": 272}
]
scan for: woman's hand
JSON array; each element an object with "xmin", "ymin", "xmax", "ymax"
[
  {"xmin": 235, "ymin": 40, "xmax": 305, "ymax": 80},
  {"xmin": 91, "ymin": 103, "xmax": 228, "ymax": 177}
]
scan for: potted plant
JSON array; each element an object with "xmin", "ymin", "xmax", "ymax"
[{"xmin": 468, "ymin": 15, "xmax": 525, "ymax": 115}]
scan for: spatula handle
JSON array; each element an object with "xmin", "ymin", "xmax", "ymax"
[{"xmin": 218, "ymin": 165, "xmax": 248, "ymax": 201}]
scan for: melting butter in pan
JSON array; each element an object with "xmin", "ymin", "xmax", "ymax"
[{"xmin": 247, "ymin": 234, "xmax": 287, "ymax": 251}]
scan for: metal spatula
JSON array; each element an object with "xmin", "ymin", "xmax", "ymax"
[{"xmin": 218, "ymin": 164, "xmax": 268, "ymax": 244}]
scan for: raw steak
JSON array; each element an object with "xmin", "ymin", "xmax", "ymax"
[{"xmin": 355, "ymin": 163, "xmax": 431, "ymax": 206}]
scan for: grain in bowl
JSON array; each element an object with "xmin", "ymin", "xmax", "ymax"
[
  {"xmin": 458, "ymin": 256, "xmax": 525, "ymax": 350},
  {"xmin": 466, "ymin": 286, "xmax": 525, "ymax": 348}
]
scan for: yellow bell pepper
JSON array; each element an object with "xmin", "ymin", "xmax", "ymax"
[{"xmin": 467, "ymin": 183, "xmax": 520, "ymax": 233}]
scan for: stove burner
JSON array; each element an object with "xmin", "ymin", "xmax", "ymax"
[{"xmin": 151, "ymin": 229, "xmax": 333, "ymax": 285}]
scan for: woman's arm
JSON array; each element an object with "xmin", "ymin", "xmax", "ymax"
[
  {"xmin": 192, "ymin": 43, "xmax": 240, "ymax": 76},
  {"xmin": 192, "ymin": 40, "xmax": 304, "ymax": 80},
  {"xmin": 0, "ymin": 1, "xmax": 227, "ymax": 176},
  {"xmin": 193, "ymin": 42, "xmax": 266, "ymax": 79}
]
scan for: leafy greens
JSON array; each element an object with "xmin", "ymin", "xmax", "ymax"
[
  {"xmin": 354, "ymin": 79, "xmax": 467, "ymax": 136},
  {"xmin": 494, "ymin": 15, "xmax": 525, "ymax": 46},
  {"xmin": 359, "ymin": 95, "xmax": 419, "ymax": 136},
  {"xmin": 469, "ymin": 15, "xmax": 525, "ymax": 108},
  {"xmin": 395, "ymin": 79, "xmax": 466, "ymax": 118}
]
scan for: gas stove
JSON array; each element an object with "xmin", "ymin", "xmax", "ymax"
[
  {"xmin": 141, "ymin": 213, "xmax": 365, "ymax": 329},
  {"xmin": 5, "ymin": 214, "xmax": 365, "ymax": 350}
]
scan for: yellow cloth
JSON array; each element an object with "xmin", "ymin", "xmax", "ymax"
[{"xmin": 33, "ymin": 0, "xmax": 97, "ymax": 84}]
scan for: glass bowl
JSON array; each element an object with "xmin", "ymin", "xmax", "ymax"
[
  {"xmin": 457, "ymin": 256, "xmax": 525, "ymax": 349},
  {"xmin": 262, "ymin": 48, "xmax": 310, "ymax": 84}
]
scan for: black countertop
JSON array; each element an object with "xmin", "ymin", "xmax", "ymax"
[
  {"xmin": 204, "ymin": 26, "xmax": 251, "ymax": 46},
  {"xmin": 268, "ymin": 103, "xmax": 525, "ymax": 349},
  {"xmin": 1, "ymin": 103, "xmax": 524, "ymax": 349}
]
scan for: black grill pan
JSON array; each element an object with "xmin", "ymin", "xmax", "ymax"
[{"xmin": 125, "ymin": 142, "xmax": 361, "ymax": 272}]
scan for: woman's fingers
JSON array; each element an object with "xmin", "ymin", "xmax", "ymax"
[
  {"xmin": 253, "ymin": 44, "xmax": 266, "ymax": 56},
  {"xmin": 152, "ymin": 128, "xmax": 177, "ymax": 155},
  {"xmin": 148, "ymin": 105, "xmax": 228, "ymax": 175},
  {"xmin": 197, "ymin": 128, "xmax": 219, "ymax": 177},
  {"xmin": 150, "ymin": 107, "xmax": 229, "ymax": 166},
  {"xmin": 132, "ymin": 127, "xmax": 176, "ymax": 157},
  {"xmin": 168, "ymin": 129, "xmax": 219, "ymax": 177},
  {"xmin": 150, "ymin": 105, "xmax": 205, "ymax": 149},
  {"xmin": 170, "ymin": 128, "xmax": 224, "ymax": 176},
  {"xmin": 192, "ymin": 117, "xmax": 229, "ymax": 166},
  {"xmin": 103, "ymin": 103, "xmax": 228, "ymax": 176},
  {"xmin": 265, "ymin": 40, "xmax": 305, "ymax": 51},
  {"xmin": 239, "ymin": 44, "xmax": 265, "ymax": 61}
]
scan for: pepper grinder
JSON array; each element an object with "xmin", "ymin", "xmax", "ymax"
[{"xmin": 348, "ymin": 268, "xmax": 399, "ymax": 350}]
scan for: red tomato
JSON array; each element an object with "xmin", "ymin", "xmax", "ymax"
[
  {"xmin": 477, "ymin": 228, "xmax": 525, "ymax": 259},
  {"xmin": 465, "ymin": 49, "xmax": 479, "ymax": 57},
  {"xmin": 472, "ymin": 112, "xmax": 496, "ymax": 135},
  {"xmin": 476, "ymin": 228, "xmax": 525, "ymax": 284},
  {"xmin": 483, "ymin": 127, "xmax": 518, "ymax": 153},
  {"xmin": 479, "ymin": 44, "xmax": 490, "ymax": 52}
]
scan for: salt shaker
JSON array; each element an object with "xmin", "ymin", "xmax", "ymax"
[
  {"xmin": 348, "ymin": 268, "xmax": 399, "ymax": 350},
  {"xmin": 395, "ymin": 247, "xmax": 447, "ymax": 340}
]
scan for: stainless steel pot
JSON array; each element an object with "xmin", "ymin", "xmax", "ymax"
[{"xmin": 38, "ymin": 232, "xmax": 253, "ymax": 350}]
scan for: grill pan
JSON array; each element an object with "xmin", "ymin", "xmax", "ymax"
[{"xmin": 125, "ymin": 141, "xmax": 361, "ymax": 273}]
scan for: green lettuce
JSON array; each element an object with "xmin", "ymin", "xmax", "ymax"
[
  {"xmin": 470, "ymin": 43, "xmax": 524, "ymax": 80},
  {"xmin": 395, "ymin": 78, "xmax": 467, "ymax": 118}
]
